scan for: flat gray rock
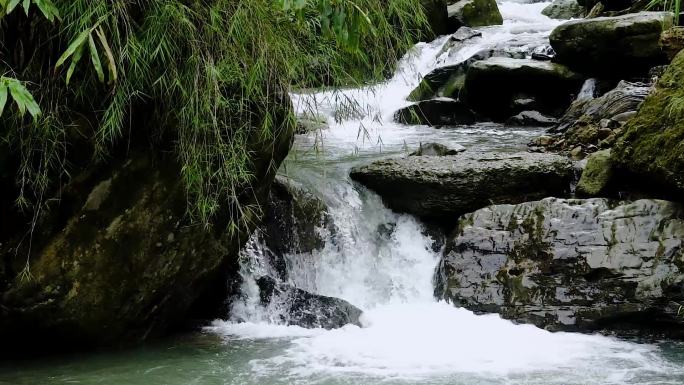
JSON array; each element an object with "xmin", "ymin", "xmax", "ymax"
[{"xmin": 350, "ymin": 152, "xmax": 574, "ymax": 221}]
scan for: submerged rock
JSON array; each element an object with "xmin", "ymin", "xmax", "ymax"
[
  {"xmin": 394, "ymin": 98, "xmax": 479, "ymax": 126},
  {"xmin": 349, "ymin": 152, "xmax": 574, "ymax": 221},
  {"xmin": 410, "ymin": 142, "xmax": 466, "ymax": 156},
  {"xmin": 462, "ymin": 57, "xmax": 583, "ymax": 120},
  {"xmin": 613, "ymin": 50, "xmax": 684, "ymax": 195},
  {"xmin": 435, "ymin": 198, "xmax": 684, "ymax": 338},
  {"xmin": 257, "ymin": 276, "xmax": 362, "ymax": 329},
  {"xmin": 447, "ymin": 0, "xmax": 503, "ymax": 29},
  {"xmin": 549, "ymin": 12, "xmax": 673, "ymax": 77},
  {"xmin": 542, "ymin": 0, "xmax": 585, "ymax": 20}
]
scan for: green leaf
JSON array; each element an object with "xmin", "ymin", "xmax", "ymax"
[
  {"xmin": 65, "ymin": 43, "xmax": 85, "ymax": 85},
  {"xmin": 96, "ymin": 27, "xmax": 117, "ymax": 84},
  {"xmin": 55, "ymin": 29, "xmax": 90, "ymax": 68},
  {"xmin": 6, "ymin": 0, "xmax": 20, "ymax": 14},
  {"xmin": 34, "ymin": 0, "xmax": 58, "ymax": 22},
  {"xmin": 88, "ymin": 34, "xmax": 105, "ymax": 83},
  {"xmin": 22, "ymin": 0, "xmax": 29, "ymax": 15},
  {"xmin": 0, "ymin": 83, "xmax": 8, "ymax": 116}
]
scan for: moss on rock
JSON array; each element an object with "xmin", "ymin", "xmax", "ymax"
[
  {"xmin": 577, "ymin": 149, "xmax": 614, "ymax": 197},
  {"xmin": 613, "ymin": 50, "xmax": 684, "ymax": 194}
]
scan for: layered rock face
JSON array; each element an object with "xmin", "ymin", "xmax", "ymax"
[
  {"xmin": 350, "ymin": 152, "xmax": 574, "ymax": 221},
  {"xmin": 549, "ymin": 12, "xmax": 673, "ymax": 77},
  {"xmin": 435, "ymin": 198, "xmax": 684, "ymax": 337},
  {"xmin": 613, "ymin": 50, "xmax": 684, "ymax": 195}
]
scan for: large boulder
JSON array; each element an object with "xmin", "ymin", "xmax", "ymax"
[
  {"xmin": 462, "ymin": 57, "xmax": 584, "ymax": 120},
  {"xmin": 394, "ymin": 98, "xmax": 479, "ymax": 126},
  {"xmin": 435, "ymin": 198, "xmax": 684, "ymax": 338},
  {"xmin": 613, "ymin": 50, "xmax": 684, "ymax": 195},
  {"xmin": 349, "ymin": 152, "xmax": 574, "ymax": 221},
  {"xmin": 542, "ymin": 0, "xmax": 585, "ymax": 20},
  {"xmin": 447, "ymin": 0, "xmax": 503, "ymax": 30},
  {"xmin": 256, "ymin": 276, "xmax": 362, "ymax": 329},
  {"xmin": 0, "ymin": 124, "xmax": 294, "ymax": 354},
  {"xmin": 549, "ymin": 12, "xmax": 673, "ymax": 78},
  {"xmin": 408, "ymin": 49, "xmax": 525, "ymax": 102}
]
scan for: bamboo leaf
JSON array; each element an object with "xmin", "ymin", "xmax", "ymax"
[
  {"xmin": 88, "ymin": 34, "xmax": 105, "ymax": 83},
  {"xmin": 55, "ymin": 29, "xmax": 90, "ymax": 68},
  {"xmin": 65, "ymin": 43, "xmax": 85, "ymax": 85},
  {"xmin": 96, "ymin": 26, "xmax": 117, "ymax": 84},
  {"xmin": 8, "ymin": 81, "xmax": 27, "ymax": 116},
  {"xmin": 7, "ymin": 0, "xmax": 20, "ymax": 13},
  {"xmin": 0, "ymin": 83, "xmax": 8, "ymax": 116},
  {"xmin": 34, "ymin": 0, "xmax": 59, "ymax": 22}
]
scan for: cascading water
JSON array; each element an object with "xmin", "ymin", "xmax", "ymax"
[
  {"xmin": 203, "ymin": 3, "xmax": 684, "ymax": 384},
  {"xmin": 6, "ymin": 2, "xmax": 683, "ymax": 385}
]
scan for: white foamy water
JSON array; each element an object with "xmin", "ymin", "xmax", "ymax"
[{"xmin": 208, "ymin": 3, "xmax": 684, "ymax": 384}]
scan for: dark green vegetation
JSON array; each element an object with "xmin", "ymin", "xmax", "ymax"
[
  {"xmin": 613, "ymin": 49, "xmax": 684, "ymax": 194},
  {"xmin": 0, "ymin": 0, "xmax": 429, "ymax": 354}
]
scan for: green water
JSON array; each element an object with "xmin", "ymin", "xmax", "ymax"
[{"xmin": 1, "ymin": 333, "xmax": 684, "ymax": 385}]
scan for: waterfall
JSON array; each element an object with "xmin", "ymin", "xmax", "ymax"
[
  {"xmin": 577, "ymin": 78, "xmax": 598, "ymax": 101},
  {"xmin": 206, "ymin": 2, "xmax": 681, "ymax": 382}
]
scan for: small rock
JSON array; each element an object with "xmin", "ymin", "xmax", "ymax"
[
  {"xmin": 576, "ymin": 149, "xmax": 613, "ymax": 196},
  {"xmin": 570, "ymin": 146, "xmax": 584, "ymax": 159},
  {"xmin": 410, "ymin": 142, "xmax": 466, "ymax": 156},
  {"xmin": 257, "ymin": 276, "xmax": 363, "ymax": 329},
  {"xmin": 506, "ymin": 111, "xmax": 558, "ymax": 127},
  {"xmin": 611, "ymin": 111, "xmax": 637, "ymax": 123},
  {"xmin": 597, "ymin": 127, "xmax": 613, "ymax": 140}
]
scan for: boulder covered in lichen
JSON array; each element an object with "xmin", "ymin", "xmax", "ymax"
[{"xmin": 436, "ymin": 198, "xmax": 684, "ymax": 338}]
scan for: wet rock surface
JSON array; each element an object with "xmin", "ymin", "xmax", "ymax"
[
  {"xmin": 534, "ymin": 81, "xmax": 651, "ymax": 155},
  {"xmin": 506, "ymin": 111, "xmax": 558, "ymax": 127},
  {"xmin": 549, "ymin": 12, "xmax": 673, "ymax": 77},
  {"xmin": 410, "ymin": 142, "xmax": 466, "ymax": 156},
  {"xmin": 350, "ymin": 152, "xmax": 574, "ymax": 221},
  {"xmin": 436, "ymin": 198, "xmax": 684, "ymax": 337},
  {"xmin": 260, "ymin": 176, "xmax": 334, "ymax": 279},
  {"xmin": 256, "ymin": 276, "xmax": 363, "ymax": 329},
  {"xmin": 394, "ymin": 98, "xmax": 479, "ymax": 126}
]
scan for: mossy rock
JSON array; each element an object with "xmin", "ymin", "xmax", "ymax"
[
  {"xmin": 447, "ymin": 0, "xmax": 503, "ymax": 29},
  {"xmin": 549, "ymin": 12, "xmax": 673, "ymax": 78},
  {"xmin": 613, "ymin": 50, "xmax": 684, "ymax": 195},
  {"xmin": 542, "ymin": 0, "xmax": 585, "ymax": 20},
  {"xmin": 577, "ymin": 149, "xmax": 614, "ymax": 196}
]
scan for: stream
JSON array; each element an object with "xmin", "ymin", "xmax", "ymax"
[{"xmin": 2, "ymin": 2, "xmax": 684, "ymax": 384}]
